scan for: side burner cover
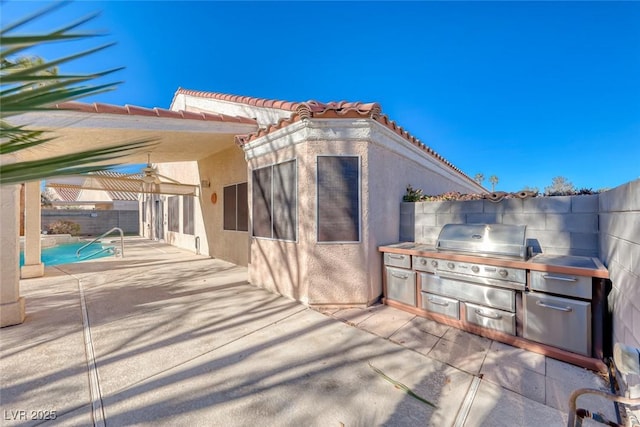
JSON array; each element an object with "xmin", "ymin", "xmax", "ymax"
[{"xmin": 436, "ymin": 224, "xmax": 528, "ymax": 260}]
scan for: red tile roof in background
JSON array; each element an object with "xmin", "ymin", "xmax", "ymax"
[
  {"xmin": 90, "ymin": 170, "xmax": 141, "ymax": 201},
  {"xmin": 51, "ymin": 186, "xmax": 81, "ymax": 202},
  {"xmin": 176, "ymin": 88, "xmax": 469, "ymax": 179},
  {"xmin": 54, "ymin": 101, "xmax": 257, "ymax": 125}
]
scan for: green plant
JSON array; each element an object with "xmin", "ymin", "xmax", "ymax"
[
  {"xmin": 403, "ymin": 185, "xmax": 425, "ymax": 202},
  {"xmin": 1, "ymin": 2, "xmax": 153, "ymax": 185},
  {"xmin": 47, "ymin": 220, "xmax": 80, "ymax": 236}
]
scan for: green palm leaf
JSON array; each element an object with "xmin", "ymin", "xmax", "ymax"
[{"xmin": 1, "ymin": 2, "xmax": 154, "ymax": 185}]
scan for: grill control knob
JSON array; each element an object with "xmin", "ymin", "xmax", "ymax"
[
  {"xmin": 471, "ymin": 266, "xmax": 480, "ymax": 273},
  {"xmin": 447, "ymin": 262, "xmax": 455, "ymax": 269},
  {"xmin": 421, "ymin": 259, "xmax": 427, "ymax": 265},
  {"xmin": 498, "ymin": 269, "xmax": 508, "ymax": 278},
  {"xmin": 431, "ymin": 260, "xmax": 438, "ymax": 268}
]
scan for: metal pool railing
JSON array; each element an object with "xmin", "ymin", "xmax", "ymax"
[{"xmin": 76, "ymin": 227, "xmax": 124, "ymax": 259}]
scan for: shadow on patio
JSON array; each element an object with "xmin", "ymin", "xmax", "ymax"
[{"xmin": 1, "ymin": 239, "xmax": 468, "ymax": 426}]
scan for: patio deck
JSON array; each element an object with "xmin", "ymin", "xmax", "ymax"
[{"xmin": 0, "ymin": 237, "xmax": 615, "ymax": 426}]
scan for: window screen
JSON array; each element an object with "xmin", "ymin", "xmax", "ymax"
[
  {"xmin": 252, "ymin": 160, "xmax": 296, "ymax": 241},
  {"xmin": 317, "ymin": 156, "xmax": 360, "ymax": 242},
  {"xmin": 237, "ymin": 182, "xmax": 248, "ymax": 232},
  {"xmin": 223, "ymin": 183, "xmax": 248, "ymax": 232},
  {"xmin": 168, "ymin": 196, "xmax": 180, "ymax": 232},
  {"xmin": 183, "ymin": 196, "xmax": 194, "ymax": 235}
]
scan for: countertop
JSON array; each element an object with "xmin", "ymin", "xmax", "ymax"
[{"xmin": 378, "ymin": 242, "xmax": 609, "ymax": 279}]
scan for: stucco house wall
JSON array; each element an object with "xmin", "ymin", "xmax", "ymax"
[
  {"xmin": 143, "ymin": 153, "xmax": 250, "ymax": 266},
  {"xmin": 156, "ymin": 89, "xmax": 486, "ymax": 307},
  {"xmin": 145, "ymin": 162, "xmax": 204, "ymax": 255},
  {"xmin": 244, "ymin": 118, "xmax": 482, "ymax": 306},
  {"xmin": 198, "ymin": 147, "xmax": 249, "ymax": 266}
]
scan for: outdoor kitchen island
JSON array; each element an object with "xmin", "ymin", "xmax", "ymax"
[{"xmin": 379, "ymin": 241, "xmax": 611, "ymax": 372}]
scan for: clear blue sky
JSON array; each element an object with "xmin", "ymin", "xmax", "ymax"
[{"xmin": 4, "ymin": 1, "xmax": 639, "ymax": 193}]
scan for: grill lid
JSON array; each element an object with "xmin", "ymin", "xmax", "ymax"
[{"xmin": 436, "ymin": 224, "xmax": 528, "ymax": 260}]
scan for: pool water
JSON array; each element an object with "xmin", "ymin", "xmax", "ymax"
[{"xmin": 19, "ymin": 242, "xmax": 113, "ymax": 267}]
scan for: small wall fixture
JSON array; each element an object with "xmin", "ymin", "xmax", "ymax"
[
  {"xmin": 210, "ymin": 192, "xmax": 217, "ymax": 204},
  {"xmin": 201, "ymin": 179, "xmax": 210, "ymax": 188}
]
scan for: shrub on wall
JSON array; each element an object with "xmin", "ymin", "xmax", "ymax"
[
  {"xmin": 47, "ymin": 220, "xmax": 81, "ymax": 236},
  {"xmin": 403, "ymin": 184, "xmax": 598, "ymax": 202}
]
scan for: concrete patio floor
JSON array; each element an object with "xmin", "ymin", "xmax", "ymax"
[{"xmin": 0, "ymin": 238, "xmax": 616, "ymax": 426}]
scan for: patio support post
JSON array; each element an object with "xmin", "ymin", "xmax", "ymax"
[
  {"xmin": 21, "ymin": 181, "xmax": 44, "ymax": 278},
  {"xmin": 0, "ymin": 184, "xmax": 25, "ymax": 327}
]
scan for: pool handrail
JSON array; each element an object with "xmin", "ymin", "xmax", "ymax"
[{"xmin": 76, "ymin": 227, "xmax": 124, "ymax": 258}]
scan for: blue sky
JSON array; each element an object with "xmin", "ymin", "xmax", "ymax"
[{"xmin": 4, "ymin": 1, "xmax": 639, "ymax": 193}]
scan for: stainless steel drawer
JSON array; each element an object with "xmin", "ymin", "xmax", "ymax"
[
  {"xmin": 421, "ymin": 292, "xmax": 459, "ymax": 319},
  {"xmin": 523, "ymin": 292, "xmax": 591, "ymax": 356},
  {"xmin": 530, "ymin": 271, "xmax": 592, "ymax": 299},
  {"xmin": 385, "ymin": 267, "xmax": 416, "ymax": 306},
  {"xmin": 420, "ymin": 273, "xmax": 515, "ymax": 312},
  {"xmin": 383, "ymin": 252, "xmax": 411, "ymax": 269},
  {"xmin": 463, "ymin": 302, "xmax": 516, "ymax": 335}
]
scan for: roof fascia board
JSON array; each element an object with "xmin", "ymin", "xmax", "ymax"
[{"xmin": 9, "ymin": 110, "xmax": 257, "ymax": 134}]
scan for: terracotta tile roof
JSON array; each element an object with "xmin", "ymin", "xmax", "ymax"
[
  {"xmin": 54, "ymin": 101, "xmax": 257, "ymax": 125},
  {"xmin": 51, "ymin": 186, "xmax": 81, "ymax": 202},
  {"xmin": 234, "ymin": 100, "xmax": 468, "ymax": 178},
  {"xmin": 175, "ymin": 88, "xmax": 300, "ymax": 111}
]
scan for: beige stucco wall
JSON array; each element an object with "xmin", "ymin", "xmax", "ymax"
[
  {"xmin": 145, "ymin": 150, "xmax": 250, "ymax": 266},
  {"xmin": 247, "ymin": 140, "xmax": 309, "ymax": 302},
  {"xmin": 198, "ymin": 147, "xmax": 249, "ymax": 266},
  {"xmin": 245, "ymin": 118, "xmax": 483, "ymax": 307},
  {"xmin": 247, "ymin": 137, "xmax": 374, "ymax": 306}
]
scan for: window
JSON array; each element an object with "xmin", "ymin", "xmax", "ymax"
[
  {"xmin": 317, "ymin": 156, "xmax": 360, "ymax": 242},
  {"xmin": 183, "ymin": 196, "xmax": 195, "ymax": 235},
  {"xmin": 223, "ymin": 183, "xmax": 248, "ymax": 232},
  {"xmin": 252, "ymin": 160, "xmax": 296, "ymax": 241},
  {"xmin": 168, "ymin": 196, "xmax": 180, "ymax": 232}
]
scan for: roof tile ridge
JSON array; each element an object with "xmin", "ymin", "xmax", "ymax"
[{"xmin": 175, "ymin": 88, "xmax": 300, "ymax": 112}]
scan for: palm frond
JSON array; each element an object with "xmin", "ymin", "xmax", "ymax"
[
  {"xmin": 0, "ymin": 139, "xmax": 156, "ymax": 185},
  {"xmin": 0, "ymin": 3, "xmax": 153, "ymax": 185}
]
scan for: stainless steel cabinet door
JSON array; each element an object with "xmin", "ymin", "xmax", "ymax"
[
  {"xmin": 385, "ymin": 267, "xmax": 416, "ymax": 306},
  {"xmin": 523, "ymin": 292, "xmax": 591, "ymax": 356}
]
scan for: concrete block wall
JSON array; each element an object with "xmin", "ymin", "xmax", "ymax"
[
  {"xmin": 599, "ymin": 179, "xmax": 640, "ymax": 349},
  {"xmin": 41, "ymin": 209, "xmax": 139, "ymax": 236},
  {"xmin": 400, "ymin": 194, "xmax": 600, "ymax": 257}
]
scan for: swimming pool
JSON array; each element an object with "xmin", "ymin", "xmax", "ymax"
[{"xmin": 19, "ymin": 242, "xmax": 114, "ymax": 267}]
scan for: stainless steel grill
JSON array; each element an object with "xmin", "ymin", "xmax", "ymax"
[{"xmin": 436, "ymin": 223, "xmax": 528, "ymax": 260}]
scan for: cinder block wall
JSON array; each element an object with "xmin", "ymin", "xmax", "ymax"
[
  {"xmin": 400, "ymin": 194, "xmax": 600, "ymax": 257},
  {"xmin": 42, "ymin": 209, "xmax": 139, "ymax": 236},
  {"xmin": 599, "ymin": 179, "xmax": 640, "ymax": 349}
]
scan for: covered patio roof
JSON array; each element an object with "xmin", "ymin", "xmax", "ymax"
[{"xmin": 5, "ymin": 101, "xmax": 259, "ymax": 166}]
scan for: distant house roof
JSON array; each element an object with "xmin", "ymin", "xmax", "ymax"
[
  {"xmin": 51, "ymin": 186, "xmax": 81, "ymax": 202},
  {"xmin": 176, "ymin": 89, "xmax": 469, "ymax": 180},
  {"xmin": 90, "ymin": 170, "xmax": 141, "ymax": 201},
  {"xmin": 46, "ymin": 171, "xmax": 141, "ymax": 202}
]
